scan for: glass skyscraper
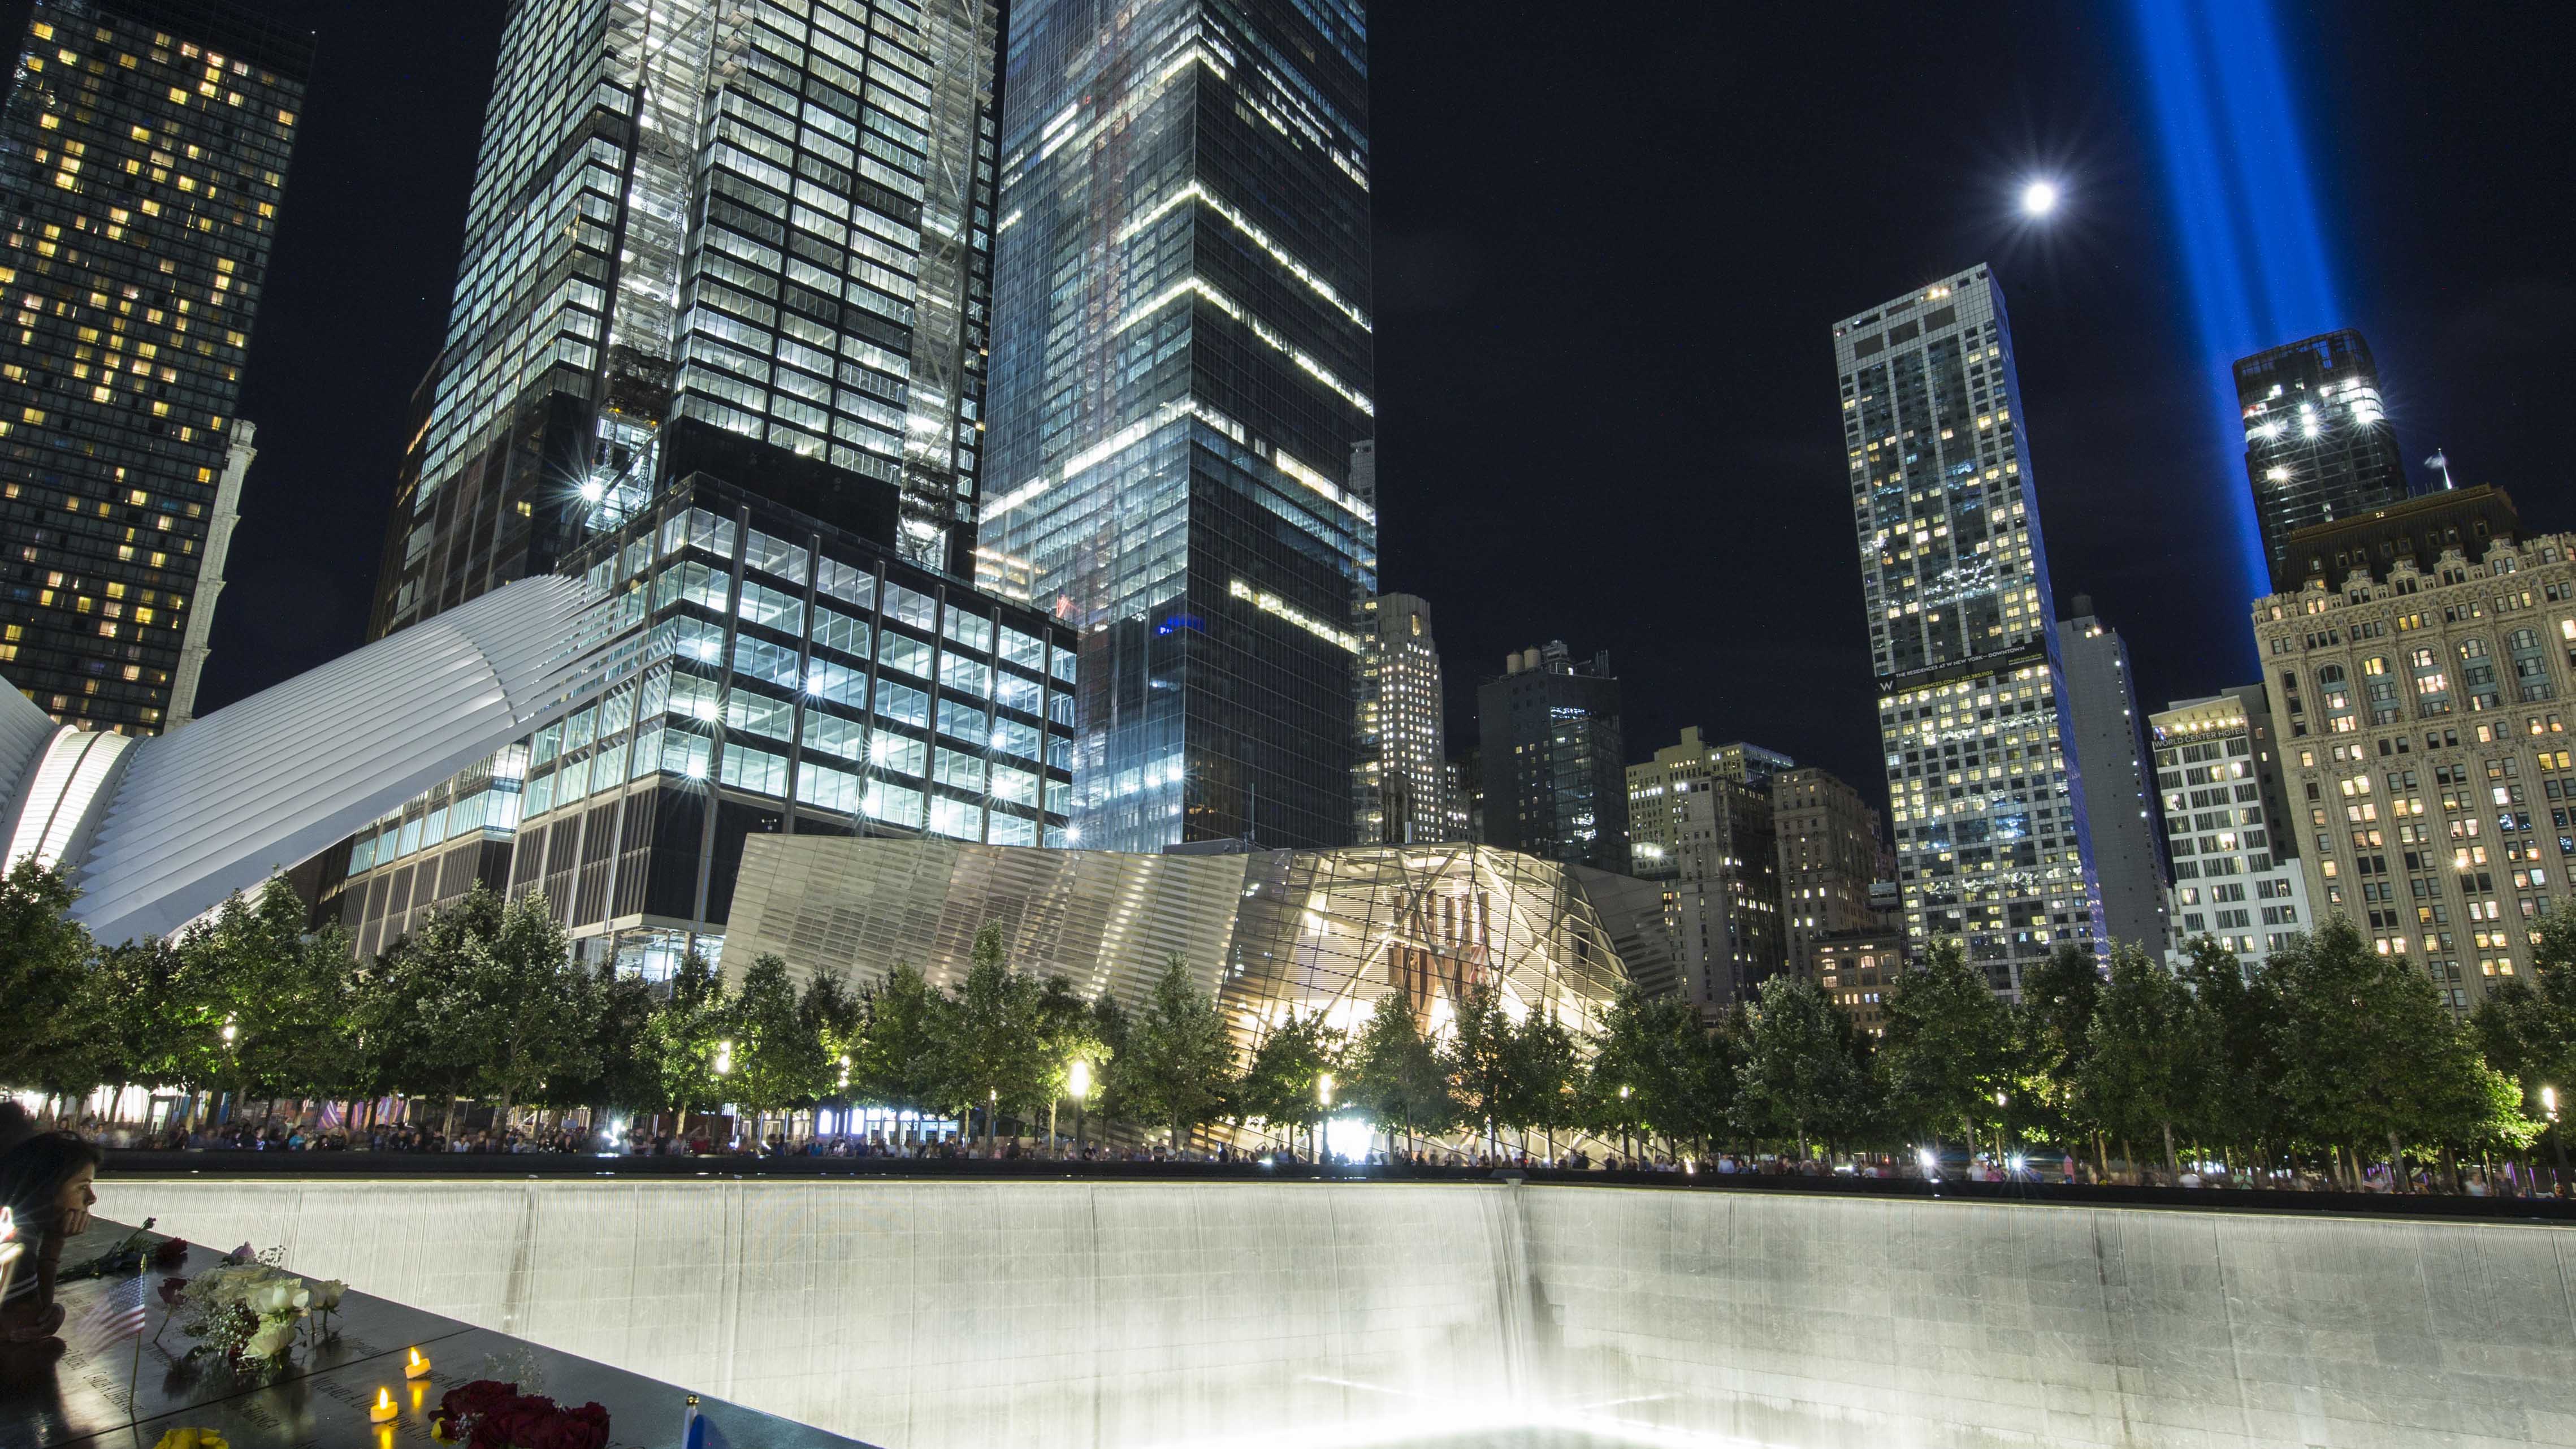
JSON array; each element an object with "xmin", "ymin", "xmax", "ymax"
[
  {"xmin": 373, "ymin": 0, "xmax": 1001, "ymax": 639},
  {"xmin": 981, "ymin": 0, "xmax": 1374, "ymax": 852},
  {"xmin": 1833, "ymin": 266, "xmax": 2103, "ymax": 994},
  {"xmin": 0, "ymin": 0, "xmax": 307, "ymax": 733},
  {"xmin": 2234, "ymin": 328, "xmax": 2409, "ymax": 591}
]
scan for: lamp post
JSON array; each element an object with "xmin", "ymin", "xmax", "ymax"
[
  {"xmin": 1994, "ymin": 1090, "xmax": 2010, "ymax": 1178},
  {"xmin": 2547, "ymin": 1086, "xmax": 2569, "ymax": 1199},
  {"xmin": 1618, "ymin": 1084, "xmax": 1633, "ymax": 1166},
  {"xmin": 1315, "ymin": 1072, "xmax": 1335, "ymax": 1164},
  {"xmin": 1068, "ymin": 1061, "xmax": 1092, "ymax": 1153}
]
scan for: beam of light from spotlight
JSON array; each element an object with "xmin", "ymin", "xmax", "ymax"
[{"xmin": 2131, "ymin": 0, "xmax": 2344, "ymax": 610}]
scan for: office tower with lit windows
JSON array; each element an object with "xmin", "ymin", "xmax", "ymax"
[
  {"xmin": 2058, "ymin": 597, "xmax": 2170, "ymax": 954},
  {"xmin": 1664, "ymin": 773, "xmax": 1782, "ymax": 1019},
  {"xmin": 1353, "ymin": 591, "xmax": 1448, "ymax": 844},
  {"xmin": 2236, "ymin": 329, "xmax": 2409, "ymax": 591},
  {"xmin": 1479, "ymin": 642, "xmax": 1624, "ymax": 871},
  {"xmin": 1625, "ymin": 726, "xmax": 1791, "ymax": 880},
  {"xmin": 981, "ymin": 0, "xmax": 1374, "ymax": 852},
  {"xmin": 2151, "ymin": 686, "xmax": 2308, "ymax": 976},
  {"xmin": 0, "ymin": 0, "xmax": 306, "ymax": 732},
  {"xmin": 1772, "ymin": 764, "xmax": 1887, "ymax": 979},
  {"xmin": 2255, "ymin": 485, "xmax": 2576, "ymax": 1014},
  {"xmin": 1834, "ymin": 266, "xmax": 2103, "ymax": 994},
  {"xmin": 370, "ymin": 0, "xmax": 1001, "ymax": 642}
]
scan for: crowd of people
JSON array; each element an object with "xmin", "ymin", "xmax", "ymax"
[{"xmin": 12, "ymin": 1097, "xmax": 2574, "ymax": 1199}]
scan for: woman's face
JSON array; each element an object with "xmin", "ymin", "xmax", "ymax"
[{"xmin": 57, "ymin": 1164, "xmax": 96, "ymax": 1237}]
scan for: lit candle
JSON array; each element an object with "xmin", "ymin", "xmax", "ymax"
[
  {"xmin": 369, "ymin": 1387, "xmax": 398, "ymax": 1424},
  {"xmin": 404, "ymin": 1347, "xmax": 431, "ymax": 1379}
]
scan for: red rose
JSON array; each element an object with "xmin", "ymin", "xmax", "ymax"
[
  {"xmin": 157, "ymin": 1276, "xmax": 188, "ymax": 1305},
  {"xmin": 151, "ymin": 1238, "xmax": 189, "ymax": 1268}
]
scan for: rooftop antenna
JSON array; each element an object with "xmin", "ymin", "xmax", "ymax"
[{"xmin": 2425, "ymin": 450, "xmax": 2456, "ymax": 491}]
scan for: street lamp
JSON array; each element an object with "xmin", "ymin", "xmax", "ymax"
[
  {"xmin": 1315, "ymin": 1072, "xmax": 1335, "ymax": 1163},
  {"xmin": 2547, "ymin": 1085, "xmax": 2568, "ymax": 1199},
  {"xmin": 1994, "ymin": 1090, "xmax": 2011, "ymax": 1176},
  {"xmin": 1068, "ymin": 1061, "xmax": 1092, "ymax": 1151}
]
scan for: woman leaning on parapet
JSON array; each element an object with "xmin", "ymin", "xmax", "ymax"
[{"xmin": 1, "ymin": 1126, "xmax": 106, "ymax": 1345}]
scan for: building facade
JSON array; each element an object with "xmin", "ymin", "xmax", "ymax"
[
  {"xmin": 2058, "ymin": 598, "xmax": 2170, "ymax": 954},
  {"xmin": 1625, "ymin": 726, "xmax": 1791, "ymax": 880},
  {"xmin": 1663, "ymin": 774, "xmax": 1783, "ymax": 1019},
  {"xmin": 371, "ymin": 0, "xmax": 1002, "ymax": 643},
  {"xmin": 1478, "ymin": 641, "xmax": 1625, "ymax": 871},
  {"xmin": 2236, "ymin": 330, "xmax": 2409, "ymax": 591},
  {"xmin": 1772, "ymin": 765, "xmax": 1887, "ymax": 980},
  {"xmin": 1834, "ymin": 266, "xmax": 2103, "ymax": 995},
  {"xmin": 2254, "ymin": 487, "xmax": 2572, "ymax": 1011},
  {"xmin": 1812, "ymin": 928, "xmax": 1906, "ymax": 1037},
  {"xmin": 1353, "ymin": 591, "xmax": 1448, "ymax": 843},
  {"xmin": 0, "ymin": 0, "xmax": 306, "ymax": 732},
  {"xmin": 2150, "ymin": 686, "xmax": 2310, "ymax": 975},
  {"xmin": 724, "ymin": 838, "xmax": 1638, "ymax": 1079},
  {"xmin": 326, "ymin": 471, "xmax": 1077, "ymax": 972},
  {"xmin": 981, "ymin": 0, "xmax": 1374, "ymax": 853}
]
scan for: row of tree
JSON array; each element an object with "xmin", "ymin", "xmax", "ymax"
[{"xmin": 3, "ymin": 856, "xmax": 2569, "ymax": 1182}]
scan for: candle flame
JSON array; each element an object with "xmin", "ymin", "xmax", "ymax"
[
  {"xmin": 377, "ymin": 1387, "xmax": 392, "ymax": 1409},
  {"xmin": 408, "ymin": 1347, "xmax": 423, "ymax": 1366}
]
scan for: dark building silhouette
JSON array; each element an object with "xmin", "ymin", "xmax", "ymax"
[
  {"xmin": 1477, "ymin": 641, "xmax": 1626, "ymax": 871},
  {"xmin": 2235, "ymin": 330, "xmax": 2411, "ymax": 591}
]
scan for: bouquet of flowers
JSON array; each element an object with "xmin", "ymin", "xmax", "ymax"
[
  {"xmin": 428, "ymin": 1380, "xmax": 611, "ymax": 1449},
  {"xmin": 160, "ymin": 1246, "xmax": 347, "ymax": 1371}
]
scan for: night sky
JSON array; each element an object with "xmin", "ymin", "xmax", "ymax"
[{"xmin": 81, "ymin": 3, "xmax": 2574, "ymax": 806}]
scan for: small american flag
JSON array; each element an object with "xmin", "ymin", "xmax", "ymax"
[{"xmin": 70, "ymin": 1274, "xmax": 150, "ymax": 1351}]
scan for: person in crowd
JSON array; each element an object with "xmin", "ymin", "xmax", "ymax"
[{"xmin": 0, "ymin": 1134, "xmax": 105, "ymax": 1346}]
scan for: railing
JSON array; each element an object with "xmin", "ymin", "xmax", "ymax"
[{"xmin": 99, "ymin": 1149, "xmax": 2576, "ymax": 1225}]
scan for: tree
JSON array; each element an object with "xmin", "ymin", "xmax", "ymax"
[
  {"xmin": 2177, "ymin": 934, "xmax": 2288, "ymax": 1167},
  {"xmin": 2014, "ymin": 942, "xmax": 2103, "ymax": 1149},
  {"xmin": 940, "ymin": 924, "xmax": 1050, "ymax": 1139},
  {"xmin": 2267, "ymin": 919, "xmax": 2513, "ymax": 1188},
  {"xmin": 1506, "ymin": 1009, "xmax": 1585, "ymax": 1159},
  {"xmin": 1586, "ymin": 984, "xmax": 1718, "ymax": 1158},
  {"xmin": 1123, "ymin": 956, "xmax": 1235, "ymax": 1149},
  {"xmin": 1735, "ymin": 974, "xmax": 1867, "ymax": 1161},
  {"xmin": 549, "ymin": 966, "xmax": 663, "ymax": 1131},
  {"xmin": 0, "ymin": 858, "xmax": 96, "ymax": 1091},
  {"xmin": 180, "ymin": 876, "xmax": 358, "ymax": 1120},
  {"xmin": 1237, "ymin": 1009, "xmax": 1344, "ymax": 1157},
  {"xmin": 648, "ymin": 950, "xmax": 731, "ymax": 1129},
  {"xmin": 2474, "ymin": 905, "xmax": 2576, "ymax": 1119},
  {"xmin": 847, "ymin": 961, "xmax": 948, "ymax": 1131},
  {"xmin": 1444, "ymin": 980, "xmax": 1518, "ymax": 1154},
  {"xmin": 2075, "ymin": 944, "xmax": 2216, "ymax": 1177},
  {"xmin": 1344, "ymin": 989, "xmax": 1452, "ymax": 1154},
  {"xmin": 1876, "ymin": 941, "xmax": 2015, "ymax": 1161},
  {"xmin": 727, "ymin": 954, "xmax": 828, "ymax": 1137},
  {"xmin": 798, "ymin": 966, "xmax": 866, "ymax": 1119},
  {"xmin": 1080, "ymin": 992, "xmax": 1132, "ymax": 1134},
  {"xmin": 465, "ymin": 889, "xmax": 596, "ymax": 1129},
  {"xmin": 1032, "ymin": 974, "xmax": 1105, "ymax": 1143}
]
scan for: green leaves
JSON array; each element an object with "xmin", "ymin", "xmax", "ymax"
[
  {"xmin": 1876, "ymin": 941, "xmax": 2014, "ymax": 1150},
  {"xmin": 1735, "ymin": 974, "xmax": 1870, "ymax": 1157},
  {"xmin": 1122, "ymin": 956, "xmax": 1235, "ymax": 1148}
]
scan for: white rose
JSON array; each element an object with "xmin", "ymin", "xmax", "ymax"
[
  {"xmin": 245, "ymin": 1318, "xmax": 297, "ymax": 1359},
  {"xmin": 310, "ymin": 1280, "xmax": 346, "ymax": 1310}
]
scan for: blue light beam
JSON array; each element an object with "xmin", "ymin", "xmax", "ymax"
[{"xmin": 2131, "ymin": 0, "xmax": 2347, "ymax": 605}]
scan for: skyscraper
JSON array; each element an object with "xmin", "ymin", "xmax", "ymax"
[
  {"xmin": 2151, "ymin": 686, "xmax": 2309, "ymax": 976},
  {"xmin": 982, "ymin": 0, "xmax": 1374, "ymax": 852},
  {"xmin": 1663, "ymin": 773, "xmax": 1782, "ymax": 1019},
  {"xmin": 2236, "ymin": 329, "xmax": 2409, "ymax": 591},
  {"xmin": 2057, "ymin": 597, "xmax": 2170, "ymax": 954},
  {"xmin": 1834, "ymin": 266, "xmax": 2103, "ymax": 994},
  {"xmin": 1353, "ymin": 591, "xmax": 1448, "ymax": 844},
  {"xmin": 1624, "ymin": 726, "xmax": 1791, "ymax": 880},
  {"xmin": 0, "ymin": 0, "xmax": 308, "ymax": 732},
  {"xmin": 1771, "ymin": 764, "xmax": 1887, "ymax": 979},
  {"xmin": 1478, "ymin": 642, "xmax": 1624, "ymax": 871},
  {"xmin": 370, "ymin": 0, "xmax": 1001, "ymax": 641}
]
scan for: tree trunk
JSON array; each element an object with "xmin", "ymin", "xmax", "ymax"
[
  {"xmin": 2161, "ymin": 1122, "xmax": 2178, "ymax": 1179},
  {"xmin": 2387, "ymin": 1131, "xmax": 2408, "ymax": 1194}
]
